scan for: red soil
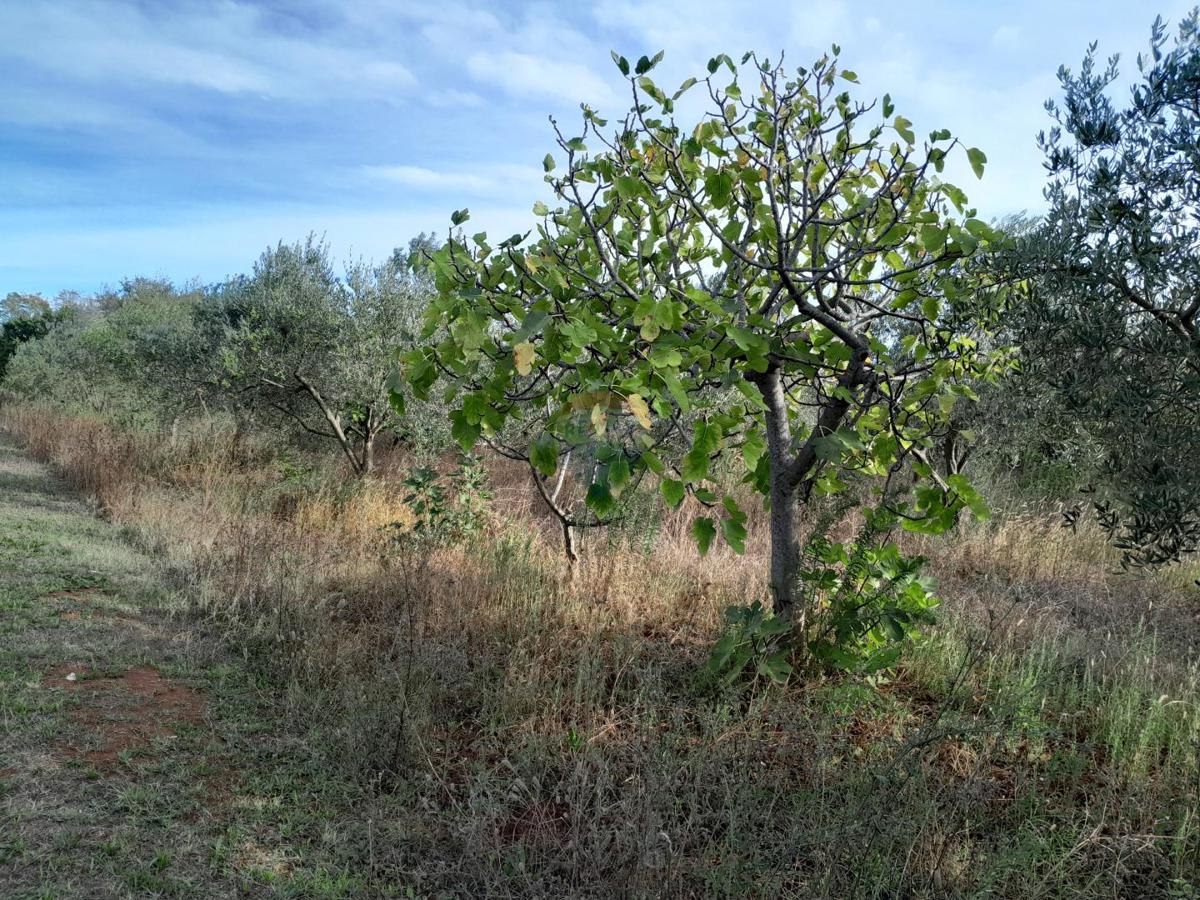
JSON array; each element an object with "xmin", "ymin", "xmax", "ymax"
[{"xmin": 43, "ymin": 665, "xmax": 207, "ymax": 770}]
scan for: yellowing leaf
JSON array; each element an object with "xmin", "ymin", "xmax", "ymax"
[
  {"xmin": 514, "ymin": 342, "xmax": 536, "ymax": 376},
  {"xmin": 591, "ymin": 403, "xmax": 608, "ymax": 436},
  {"xmin": 626, "ymin": 393, "xmax": 652, "ymax": 429}
]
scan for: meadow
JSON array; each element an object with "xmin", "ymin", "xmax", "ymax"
[{"xmin": 2, "ymin": 405, "xmax": 1197, "ymax": 896}]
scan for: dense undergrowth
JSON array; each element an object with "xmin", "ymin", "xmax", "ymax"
[{"xmin": 5, "ymin": 403, "xmax": 1200, "ymax": 896}]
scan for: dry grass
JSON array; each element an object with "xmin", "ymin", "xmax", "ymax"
[{"xmin": 4, "ymin": 403, "xmax": 1199, "ymax": 897}]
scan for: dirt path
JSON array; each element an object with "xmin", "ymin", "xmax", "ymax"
[{"xmin": 0, "ymin": 437, "xmax": 375, "ymax": 899}]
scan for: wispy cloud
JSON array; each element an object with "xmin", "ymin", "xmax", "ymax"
[
  {"xmin": 0, "ymin": 1, "xmax": 416, "ymax": 104},
  {"xmin": 363, "ymin": 163, "xmax": 546, "ymax": 196},
  {"xmin": 0, "ymin": 0, "xmax": 1190, "ymax": 294},
  {"xmin": 465, "ymin": 52, "xmax": 620, "ymax": 107}
]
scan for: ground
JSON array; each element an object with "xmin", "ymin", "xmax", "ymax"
[
  {"xmin": 0, "ymin": 437, "xmax": 381, "ymax": 899},
  {"xmin": 3, "ymin": 425, "xmax": 1198, "ymax": 897}
]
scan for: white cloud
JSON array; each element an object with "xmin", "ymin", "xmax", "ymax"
[
  {"xmin": 426, "ymin": 88, "xmax": 487, "ymax": 108},
  {"xmin": 0, "ymin": 1, "xmax": 415, "ymax": 103},
  {"xmin": 591, "ymin": 0, "xmax": 761, "ymax": 59},
  {"xmin": 465, "ymin": 51, "xmax": 620, "ymax": 107},
  {"xmin": 363, "ymin": 163, "xmax": 546, "ymax": 196}
]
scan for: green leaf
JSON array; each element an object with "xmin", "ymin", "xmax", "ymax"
[
  {"xmin": 705, "ymin": 169, "xmax": 735, "ymax": 208},
  {"xmin": 919, "ymin": 224, "xmax": 947, "ymax": 253},
  {"xmin": 673, "ymin": 76, "xmax": 698, "ymax": 99},
  {"xmin": 942, "ymin": 183, "xmax": 968, "ymax": 212},
  {"xmin": 682, "ymin": 448, "xmax": 709, "ymax": 482},
  {"xmin": 449, "ymin": 411, "xmax": 481, "ymax": 451},
  {"xmin": 586, "ymin": 480, "xmax": 616, "ymax": 517},
  {"xmin": 728, "ymin": 326, "xmax": 766, "ymax": 353},
  {"xmin": 721, "ymin": 517, "xmax": 747, "ymax": 553},
  {"xmin": 894, "ymin": 116, "xmax": 915, "ymax": 146},
  {"xmin": 542, "ymin": 153, "xmax": 556, "ymax": 173},
  {"xmin": 661, "ymin": 478, "xmax": 686, "ymax": 507},
  {"xmin": 742, "ymin": 429, "xmax": 766, "ymax": 470},
  {"xmin": 682, "ymin": 420, "xmax": 720, "ymax": 481},
  {"xmin": 615, "ymin": 175, "xmax": 645, "ymax": 201},
  {"xmin": 610, "ymin": 51, "xmax": 630, "ymax": 76},
  {"xmin": 862, "ymin": 645, "xmax": 902, "ymax": 674},
  {"xmin": 880, "ymin": 614, "xmax": 905, "ymax": 642},
  {"xmin": 633, "ymin": 53, "xmax": 665, "ymax": 75},
  {"xmin": 530, "ymin": 433, "xmax": 559, "ymax": 477},
  {"xmin": 608, "ymin": 455, "xmax": 632, "ymax": 495},
  {"xmin": 692, "ymin": 516, "xmax": 717, "ymax": 555},
  {"xmin": 450, "ymin": 208, "xmax": 470, "ymax": 226},
  {"xmin": 947, "ymin": 473, "xmax": 991, "ymax": 520},
  {"xmin": 532, "ymin": 200, "xmax": 549, "ymax": 216},
  {"xmin": 966, "ymin": 147, "xmax": 987, "ymax": 179},
  {"xmin": 756, "ymin": 652, "xmax": 792, "ymax": 684},
  {"xmin": 637, "ymin": 76, "xmax": 665, "ymax": 104},
  {"xmin": 649, "ymin": 347, "xmax": 682, "ymax": 368}
]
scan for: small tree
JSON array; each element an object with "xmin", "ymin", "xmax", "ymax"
[
  {"xmin": 1010, "ymin": 10, "xmax": 1200, "ymax": 566},
  {"xmin": 0, "ymin": 292, "xmax": 59, "ymax": 380},
  {"xmin": 1, "ymin": 292, "xmax": 51, "ymax": 321},
  {"xmin": 0, "ymin": 310, "xmax": 61, "ymax": 380},
  {"xmin": 217, "ymin": 237, "xmax": 434, "ymax": 476},
  {"xmin": 409, "ymin": 49, "xmax": 1007, "ymax": 643}
]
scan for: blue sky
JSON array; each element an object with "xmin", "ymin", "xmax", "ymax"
[{"xmin": 1, "ymin": 0, "xmax": 1193, "ymax": 297}]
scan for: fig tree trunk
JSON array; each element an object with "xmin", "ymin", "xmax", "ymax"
[{"xmin": 755, "ymin": 367, "xmax": 802, "ymax": 618}]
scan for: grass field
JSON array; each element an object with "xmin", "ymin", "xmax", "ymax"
[
  {"xmin": 2, "ymin": 413, "xmax": 1199, "ymax": 897},
  {"xmin": 0, "ymin": 435, "xmax": 431, "ymax": 898}
]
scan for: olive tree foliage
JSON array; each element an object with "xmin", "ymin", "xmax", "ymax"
[
  {"xmin": 216, "ymin": 236, "xmax": 437, "ymax": 476},
  {"xmin": 409, "ymin": 47, "xmax": 1009, "ymax": 646},
  {"xmin": 1, "ymin": 292, "xmax": 51, "ymax": 321},
  {"xmin": 1009, "ymin": 10, "xmax": 1200, "ymax": 567},
  {"xmin": 0, "ymin": 293, "xmax": 63, "ymax": 380},
  {"xmin": 2, "ymin": 280, "xmax": 203, "ymax": 424}
]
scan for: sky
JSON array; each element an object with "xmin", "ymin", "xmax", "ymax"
[{"xmin": 1, "ymin": 0, "xmax": 1194, "ymax": 297}]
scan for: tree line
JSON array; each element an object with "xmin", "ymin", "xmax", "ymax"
[{"xmin": 3, "ymin": 10, "xmax": 1198, "ymax": 676}]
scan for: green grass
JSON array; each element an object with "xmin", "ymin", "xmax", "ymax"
[
  {"xmin": 2, "ymin": 422, "xmax": 1200, "ymax": 897},
  {"xmin": 0, "ymin": 436, "xmax": 422, "ymax": 899}
]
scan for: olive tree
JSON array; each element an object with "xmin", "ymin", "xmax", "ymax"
[
  {"xmin": 1, "ymin": 292, "xmax": 51, "ymax": 321},
  {"xmin": 218, "ymin": 237, "xmax": 434, "ymax": 476},
  {"xmin": 409, "ymin": 49, "xmax": 1007, "ymax": 637},
  {"xmin": 0, "ymin": 310, "xmax": 62, "ymax": 380},
  {"xmin": 1009, "ymin": 11, "xmax": 1200, "ymax": 566}
]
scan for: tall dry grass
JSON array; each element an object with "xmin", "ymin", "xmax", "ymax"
[{"xmin": 4, "ymin": 403, "xmax": 1199, "ymax": 896}]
